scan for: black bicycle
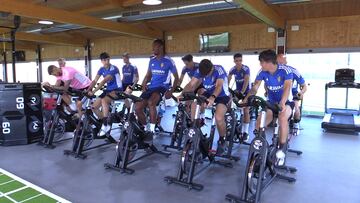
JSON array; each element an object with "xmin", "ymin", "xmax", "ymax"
[
  {"xmin": 104, "ymin": 91, "xmax": 171, "ymax": 174},
  {"xmin": 39, "ymin": 86, "xmax": 77, "ymax": 148},
  {"xmin": 163, "ymin": 86, "xmax": 192, "ymax": 151},
  {"xmin": 226, "ymin": 96, "xmax": 296, "ymax": 203},
  {"xmin": 63, "ymin": 91, "xmax": 118, "ymax": 159},
  {"xmin": 164, "ymin": 92, "xmax": 232, "ymax": 191}
]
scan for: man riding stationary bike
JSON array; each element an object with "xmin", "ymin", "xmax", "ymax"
[
  {"xmin": 135, "ymin": 39, "xmax": 179, "ymax": 142},
  {"xmin": 242, "ymin": 50, "xmax": 293, "ymax": 166},
  {"xmin": 182, "ymin": 59, "xmax": 231, "ymax": 155}
]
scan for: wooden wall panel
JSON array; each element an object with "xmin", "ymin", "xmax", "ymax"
[
  {"xmin": 40, "ymin": 45, "xmax": 84, "ymax": 61},
  {"xmin": 91, "ymin": 36, "xmax": 153, "ymax": 58},
  {"xmin": 166, "ymin": 24, "xmax": 276, "ymax": 54},
  {"xmin": 287, "ymin": 15, "xmax": 360, "ymax": 49}
]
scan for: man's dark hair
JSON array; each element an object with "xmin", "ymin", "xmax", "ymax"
[
  {"xmin": 47, "ymin": 65, "xmax": 57, "ymax": 75},
  {"xmin": 199, "ymin": 59, "xmax": 213, "ymax": 76},
  {"xmin": 153, "ymin": 39, "xmax": 164, "ymax": 46},
  {"xmin": 100, "ymin": 52, "xmax": 110, "ymax": 60},
  {"xmin": 181, "ymin": 54, "xmax": 193, "ymax": 62},
  {"xmin": 259, "ymin": 49, "xmax": 277, "ymax": 64},
  {"xmin": 233, "ymin": 53, "xmax": 242, "ymax": 59}
]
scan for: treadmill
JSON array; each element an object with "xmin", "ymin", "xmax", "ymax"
[{"xmin": 321, "ymin": 69, "xmax": 360, "ymax": 133}]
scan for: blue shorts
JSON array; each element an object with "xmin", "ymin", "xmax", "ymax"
[
  {"xmin": 203, "ymin": 92, "xmax": 230, "ymax": 106},
  {"xmin": 140, "ymin": 86, "xmax": 168, "ymax": 100}
]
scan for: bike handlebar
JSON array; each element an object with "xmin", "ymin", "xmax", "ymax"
[
  {"xmin": 243, "ymin": 95, "xmax": 282, "ymax": 113},
  {"xmin": 180, "ymin": 92, "xmax": 208, "ymax": 105}
]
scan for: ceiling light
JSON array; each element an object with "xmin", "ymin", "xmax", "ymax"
[
  {"xmin": 38, "ymin": 20, "xmax": 53, "ymax": 25},
  {"xmin": 143, "ymin": 0, "xmax": 162, "ymax": 6}
]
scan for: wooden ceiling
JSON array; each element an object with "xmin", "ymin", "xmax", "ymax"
[
  {"xmin": 0, "ymin": 0, "xmax": 359, "ymax": 50},
  {"xmin": 272, "ymin": 0, "xmax": 360, "ymax": 20}
]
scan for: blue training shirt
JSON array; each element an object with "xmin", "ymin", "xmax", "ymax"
[
  {"xmin": 122, "ymin": 64, "xmax": 138, "ymax": 84},
  {"xmin": 97, "ymin": 64, "xmax": 122, "ymax": 91},
  {"xmin": 288, "ymin": 66, "xmax": 305, "ymax": 95},
  {"xmin": 255, "ymin": 64, "xmax": 293, "ymax": 104},
  {"xmin": 194, "ymin": 65, "xmax": 229, "ymax": 97},
  {"xmin": 148, "ymin": 56, "xmax": 177, "ymax": 89},
  {"xmin": 229, "ymin": 65, "xmax": 250, "ymax": 93},
  {"xmin": 181, "ymin": 63, "xmax": 199, "ymax": 79}
]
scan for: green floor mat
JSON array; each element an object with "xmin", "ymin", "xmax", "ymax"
[
  {"xmin": 8, "ymin": 187, "xmax": 41, "ymax": 202},
  {"xmin": 0, "ymin": 181, "xmax": 25, "ymax": 194},
  {"xmin": 22, "ymin": 194, "xmax": 57, "ymax": 203}
]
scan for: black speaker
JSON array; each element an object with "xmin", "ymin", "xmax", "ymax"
[
  {"xmin": 335, "ymin": 69, "xmax": 355, "ymax": 83},
  {"xmin": 15, "ymin": 51, "xmax": 26, "ymax": 62}
]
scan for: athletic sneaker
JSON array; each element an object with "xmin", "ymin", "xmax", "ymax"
[
  {"xmin": 241, "ymin": 133, "xmax": 249, "ymax": 142},
  {"xmin": 99, "ymin": 124, "xmax": 111, "ymax": 136},
  {"xmin": 275, "ymin": 149, "xmax": 286, "ymax": 166},
  {"xmin": 143, "ymin": 131, "xmax": 154, "ymax": 144},
  {"xmin": 216, "ymin": 138, "xmax": 228, "ymax": 156}
]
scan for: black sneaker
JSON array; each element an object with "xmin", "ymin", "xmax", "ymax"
[
  {"xmin": 241, "ymin": 133, "xmax": 249, "ymax": 142},
  {"xmin": 142, "ymin": 131, "xmax": 154, "ymax": 144},
  {"xmin": 216, "ymin": 138, "xmax": 228, "ymax": 156}
]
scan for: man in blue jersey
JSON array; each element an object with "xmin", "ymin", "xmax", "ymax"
[
  {"xmin": 182, "ymin": 59, "xmax": 230, "ymax": 154},
  {"xmin": 135, "ymin": 39, "xmax": 179, "ymax": 140},
  {"xmin": 121, "ymin": 52, "xmax": 139, "ymax": 89},
  {"xmin": 228, "ymin": 53, "xmax": 251, "ymax": 141},
  {"xmin": 179, "ymin": 54, "xmax": 206, "ymax": 118},
  {"xmin": 277, "ymin": 54, "xmax": 307, "ymax": 130},
  {"xmin": 87, "ymin": 52, "xmax": 122, "ymax": 136},
  {"xmin": 243, "ymin": 50, "xmax": 293, "ymax": 166},
  {"xmin": 179, "ymin": 54, "xmax": 205, "ymax": 93}
]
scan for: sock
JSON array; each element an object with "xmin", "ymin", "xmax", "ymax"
[
  {"xmin": 63, "ymin": 106, "xmax": 71, "ymax": 115},
  {"xmin": 279, "ymin": 143, "xmax": 286, "ymax": 151},
  {"xmin": 69, "ymin": 103, "xmax": 77, "ymax": 111},
  {"xmin": 242, "ymin": 123, "xmax": 249, "ymax": 134},
  {"xmin": 149, "ymin": 123, "xmax": 156, "ymax": 132},
  {"xmin": 294, "ymin": 122, "xmax": 300, "ymax": 129},
  {"xmin": 200, "ymin": 113, "xmax": 205, "ymax": 119}
]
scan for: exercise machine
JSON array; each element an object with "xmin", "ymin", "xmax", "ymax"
[
  {"xmin": 164, "ymin": 93, "xmax": 232, "ymax": 191},
  {"xmin": 104, "ymin": 91, "xmax": 170, "ymax": 174},
  {"xmin": 226, "ymin": 96, "xmax": 296, "ymax": 203},
  {"xmin": 321, "ymin": 69, "xmax": 360, "ymax": 132}
]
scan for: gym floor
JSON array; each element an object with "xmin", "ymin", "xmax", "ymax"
[{"xmin": 0, "ymin": 108, "xmax": 360, "ymax": 203}]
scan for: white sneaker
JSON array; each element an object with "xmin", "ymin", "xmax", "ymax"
[
  {"xmin": 99, "ymin": 124, "xmax": 111, "ymax": 136},
  {"xmin": 275, "ymin": 150, "xmax": 286, "ymax": 166}
]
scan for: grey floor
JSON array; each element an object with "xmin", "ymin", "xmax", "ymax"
[{"xmin": 1, "ymin": 109, "xmax": 360, "ymax": 203}]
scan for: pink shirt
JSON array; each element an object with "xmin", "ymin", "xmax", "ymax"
[{"xmin": 56, "ymin": 66, "xmax": 91, "ymax": 89}]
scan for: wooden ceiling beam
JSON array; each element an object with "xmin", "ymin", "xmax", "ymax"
[
  {"xmin": 233, "ymin": 0, "xmax": 285, "ymax": 29},
  {"xmin": 122, "ymin": 0, "xmax": 144, "ymax": 7},
  {"xmin": 16, "ymin": 33, "xmax": 85, "ymax": 46},
  {"xmin": 0, "ymin": 0, "xmax": 161, "ymax": 39}
]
